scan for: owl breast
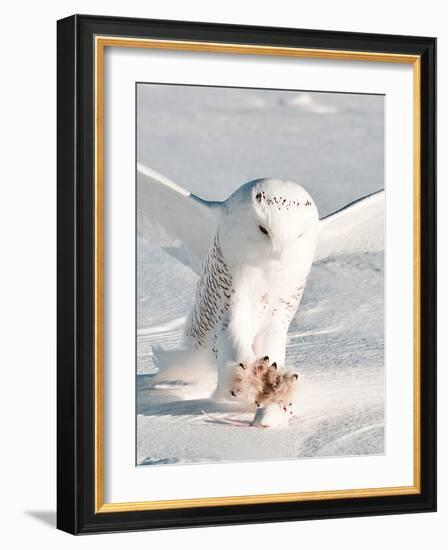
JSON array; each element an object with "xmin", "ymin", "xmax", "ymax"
[{"xmin": 185, "ymin": 231, "xmax": 314, "ymax": 354}]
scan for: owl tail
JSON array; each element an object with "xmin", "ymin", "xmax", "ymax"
[{"xmin": 150, "ymin": 345, "xmax": 218, "ymax": 398}]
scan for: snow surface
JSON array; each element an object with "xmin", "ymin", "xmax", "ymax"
[{"xmin": 136, "ymin": 85, "xmax": 384, "ymax": 466}]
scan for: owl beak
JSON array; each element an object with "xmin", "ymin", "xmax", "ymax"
[{"xmin": 272, "ymin": 242, "xmax": 284, "ymax": 260}]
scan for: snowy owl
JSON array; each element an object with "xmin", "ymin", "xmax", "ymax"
[{"xmin": 137, "ymin": 164, "xmax": 384, "ymax": 427}]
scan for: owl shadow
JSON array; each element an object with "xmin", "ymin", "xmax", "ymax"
[
  {"xmin": 137, "ymin": 373, "xmax": 252, "ymax": 418},
  {"xmin": 138, "ymin": 397, "xmax": 246, "ymax": 417}
]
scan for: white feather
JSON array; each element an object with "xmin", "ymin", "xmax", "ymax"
[
  {"xmin": 137, "ymin": 164, "xmax": 220, "ymax": 274},
  {"xmin": 151, "ymin": 346, "xmax": 217, "ymax": 399},
  {"xmin": 315, "ymin": 190, "xmax": 384, "ymax": 261}
]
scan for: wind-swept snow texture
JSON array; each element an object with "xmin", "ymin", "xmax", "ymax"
[{"xmin": 136, "ymin": 85, "xmax": 384, "ymax": 466}]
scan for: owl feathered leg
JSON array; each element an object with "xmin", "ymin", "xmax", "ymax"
[{"xmin": 212, "ymin": 293, "xmax": 301, "ymax": 426}]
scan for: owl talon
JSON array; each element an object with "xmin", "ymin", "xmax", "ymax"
[
  {"xmin": 228, "ymin": 357, "xmax": 299, "ymax": 417},
  {"xmin": 228, "ymin": 357, "xmax": 270, "ymax": 402}
]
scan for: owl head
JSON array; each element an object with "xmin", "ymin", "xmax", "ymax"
[{"xmin": 222, "ymin": 178, "xmax": 319, "ymax": 262}]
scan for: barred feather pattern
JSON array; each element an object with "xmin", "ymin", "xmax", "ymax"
[
  {"xmin": 278, "ymin": 281, "xmax": 307, "ymax": 327},
  {"xmin": 185, "ymin": 234, "xmax": 233, "ymax": 350}
]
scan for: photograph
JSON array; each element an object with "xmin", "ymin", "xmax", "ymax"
[{"xmin": 136, "ymin": 83, "xmax": 385, "ymax": 465}]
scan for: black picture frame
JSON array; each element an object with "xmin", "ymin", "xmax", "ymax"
[{"xmin": 57, "ymin": 14, "xmax": 436, "ymax": 535}]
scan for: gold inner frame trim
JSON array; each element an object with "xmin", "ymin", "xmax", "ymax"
[{"xmin": 94, "ymin": 35, "xmax": 421, "ymax": 513}]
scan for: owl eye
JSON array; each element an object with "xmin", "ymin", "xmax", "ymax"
[{"xmin": 259, "ymin": 225, "xmax": 269, "ymax": 236}]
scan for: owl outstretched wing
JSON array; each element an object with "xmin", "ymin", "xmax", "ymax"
[
  {"xmin": 315, "ymin": 189, "xmax": 384, "ymax": 261},
  {"xmin": 137, "ymin": 163, "xmax": 222, "ymax": 275}
]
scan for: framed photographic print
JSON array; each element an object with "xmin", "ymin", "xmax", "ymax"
[{"xmin": 57, "ymin": 14, "xmax": 436, "ymax": 534}]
